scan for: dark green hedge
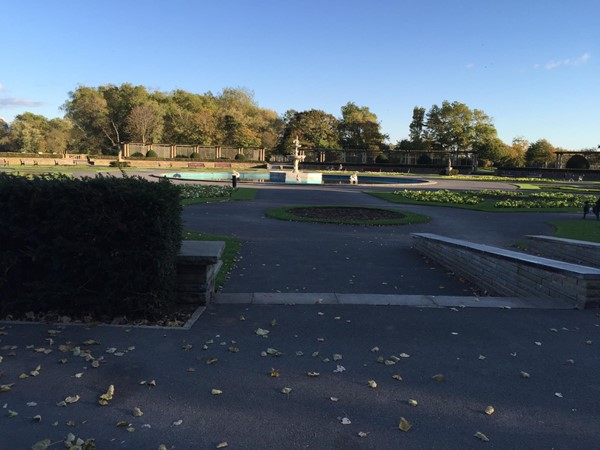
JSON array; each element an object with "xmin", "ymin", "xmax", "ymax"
[{"xmin": 0, "ymin": 173, "xmax": 182, "ymax": 319}]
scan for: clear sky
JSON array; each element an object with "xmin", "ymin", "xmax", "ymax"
[{"xmin": 1, "ymin": 0, "xmax": 598, "ymax": 149}]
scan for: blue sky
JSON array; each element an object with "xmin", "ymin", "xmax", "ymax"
[{"xmin": 1, "ymin": 0, "xmax": 598, "ymax": 149}]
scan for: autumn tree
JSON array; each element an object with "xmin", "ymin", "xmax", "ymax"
[
  {"xmin": 125, "ymin": 101, "xmax": 164, "ymax": 144},
  {"xmin": 525, "ymin": 139, "xmax": 555, "ymax": 167},
  {"xmin": 277, "ymin": 109, "xmax": 340, "ymax": 153},
  {"xmin": 339, "ymin": 102, "xmax": 386, "ymax": 150}
]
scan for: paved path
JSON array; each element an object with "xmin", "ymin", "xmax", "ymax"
[
  {"xmin": 1, "ymin": 175, "xmax": 597, "ymax": 449},
  {"xmin": 182, "ymin": 180, "xmax": 577, "ymax": 302}
]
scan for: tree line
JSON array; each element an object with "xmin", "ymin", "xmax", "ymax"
[{"xmin": 0, "ymin": 83, "xmax": 590, "ymax": 167}]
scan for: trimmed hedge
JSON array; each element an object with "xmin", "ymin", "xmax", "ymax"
[{"xmin": 0, "ymin": 173, "xmax": 182, "ymax": 319}]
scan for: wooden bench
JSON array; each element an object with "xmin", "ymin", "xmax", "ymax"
[
  {"xmin": 214, "ymin": 162, "xmax": 232, "ymax": 168},
  {"xmin": 188, "ymin": 162, "xmax": 205, "ymax": 168},
  {"xmin": 176, "ymin": 240, "xmax": 225, "ymax": 305},
  {"xmin": 411, "ymin": 233, "xmax": 600, "ymax": 309}
]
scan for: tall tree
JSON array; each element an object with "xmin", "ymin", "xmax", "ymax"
[
  {"xmin": 525, "ymin": 139, "xmax": 555, "ymax": 167},
  {"xmin": 277, "ymin": 109, "xmax": 340, "ymax": 153},
  {"xmin": 408, "ymin": 106, "xmax": 426, "ymax": 144},
  {"xmin": 339, "ymin": 102, "xmax": 386, "ymax": 150},
  {"xmin": 125, "ymin": 101, "xmax": 164, "ymax": 144}
]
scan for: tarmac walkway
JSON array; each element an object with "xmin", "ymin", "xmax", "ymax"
[{"xmin": 1, "ymin": 177, "xmax": 598, "ymax": 449}]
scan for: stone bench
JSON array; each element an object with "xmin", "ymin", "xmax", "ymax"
[
  {"xmin": 411, "ymin": 233, "xmax": 600, "ymax": 309},
  {"xmin": 188, "ymin": 162, "xmax": 205, "ymax": 168},
  {"xmin": 525, "ymin": 235, "xmax": 600, "ymax": 268},
  {"xmin": 214, "ymin": 162, "xmax": 232, "ymax": 168},
  {"xmin": 177, "ymin": 240, "xmax": 225, "ymax": 305}
]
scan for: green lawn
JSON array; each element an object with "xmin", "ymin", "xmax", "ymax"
[
  {"xmin": 181, "ymin": 188, "xmax": 257, "ymax": 205},
  {"xmin": 549, "ymin": 219, "xmax": 600, "ymax": 243}
]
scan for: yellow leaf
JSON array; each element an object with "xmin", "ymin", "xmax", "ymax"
[
  {"xmin": 31, "ymin": 439, "xmax": 52, "ymax": 450},
  {"xmin": 270, "ymin": 368, "xmax": 280, "ymax": 378},
  {"xmin": 485, "ymin": 406, "xmax": 495, "ymax": 415},
  {"xmin": 116, "ymin": 421, "xmax": 130, "ymax": 427},
  {"xmin": 368, "ymin": 380, "xmax": 377, "ymax": 388},
  {"xmin": 211, "ymin": 389, "xmax": 223, "ymax": 395},
  {"xmin": 19, "ymin": 373, "xmax": 29, "ymax": 379},
  {"xmin": 474, "ymin": 431, "xmax": 490, "ymax": 442},
  {"xmin": 158, "ymin": 446, "xmax": 168, "ymax": 450},
  {"xmin": 65, "ymin": 395, "xmax": 80, "ymax": 404},
  {"xmin": 432, "ymin": 374, "xmax": 446, "ymax": 382},
  {"xmin": 398, "ymin": 417, "xmax": 412, "ymax": 432},
  {"xmin": 408, "ymin": 399, "xmax": 418, "ymax": 407}
]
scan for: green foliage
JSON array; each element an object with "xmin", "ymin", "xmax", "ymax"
[
  {"xmin": 277, "ymin": 109, "xmax": 340, "ymax": 153},
  {"xmin": 384, "ymin": 188, "xmax": 595, "ymax": 210},
  {"xmin": 392, "ymin": 189, "xmax": 483, "ymax": 204},
  {"xmin": 146, "ymin": 149, "xmax": 158, "ymax": 157},
  {"xmin": 178, "ymin": 184, "xmax": 234, "ymax": 200},
  {"xmin": 525, "ymin": 139, "xmax": 555, "ymax": 167},
  {"xmin": 265, "ymin": 206, "xmax": 430, "ymax": 226},
  {"xmin": 0, "ymin": 173, "xmax": 182, "ymax": 319},
  {"xmin": 550, "ymin": 220, "xmax": 600, "ymax": 243},
  {"xmin": 234, "ymin": 153, "xmax": 246, "ymax": 161},
  {"xmin": 190, "ymin": 152, "xmax": 201, "ymax": 159},
  {"xmin": 375, "ymin": 153, "xmax": 389, "ymax": 163},
  {"xmin": 417, "ymin": 154, "xmax": 432, "ymax": 164}
]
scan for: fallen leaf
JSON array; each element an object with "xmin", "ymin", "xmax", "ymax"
[
  {"xmin": 98, "ymin": 385, "xmax": 114, "ymax": 405},
  {"xmin": 358, "ymin": 431, "xmax": 369, "ymax": 438},
  {"xmin": 65, "ymin": 395, "xmax": 80, "ymax": 404},
  {"xmin": 133, "ymin": 407, "xmax": 144, "ymax": 417},
  {"xmin": 158, "ymin": 445, "xmax": 167, "ymax": 450},
  {"xmin": 116, "ymin": 421, "xmax": 129, "ymax": 427},
  {"xmin": 255, "ymin": 328, "xmax": 270, "ymax": 337},
  {"xmin": 478, "ymin": 355, "xmax": 486, "ymax": 360},
  {"xmin": 340, "ymin": 417, "xmax": 351, "ymax": 425},
  {"xmin": 33, "ymin": 414, "xmax": 42, "ymax": 422},
  {"xmin": 399, "ymin": 353, "xmax": 410, "ymax": 358},
  {"xmin": 228, "ymin": 347, "xmax": 239, "ymax": 353},
  {"xmin": 392, "ymin": 374, "xmax": 403, "ymax": 381},
  {"xmin": 173, "ymin": 419, "xmax": 183, "ymax": 426},
  {"xmin": 474, "ymin": 431, "xmax": 490, "ymax": 442},
  {"xmin": 408, "ymin": 399, "xmax": 418, "ymax": 407},
  {"xmin": 330, "ymin": 396, "xmax": 339, "ymax": 402},
  {"xmin": 485, "ymin": 406, "xmax": 495, "ymax": 415},
  {"xmin": 31, "ymin": 439, "xmax": 52, "ymax": 450},
  {"xmin": 307, "ymin": 372, "xmax": 320, "ymax": 377},
  {"xmin": 182, "ymin": 344, "xmax": 193, "ymax": 351},
  {"xmin": 270, "ymin": 368, "xmax": 280, "ymax": 378},
  {"xmin": 520, "ymin": 371, "xmax": 531, "ymax": 379},
  {"xmin": 8, "ymin": 409, "xmax": 18, "ymax": 417},
  {"xmin": 555, "ymin": 392, "xmax": 563, "ymax": 398},
  {"xmin": 281, "ymin": 387, "xmax": 292, "ymax": 395},
  {"xmin": 371, "ymin": 346, "xmax": 379, "ymax": 352},
  {"xmin": 432, "ymin": 374, "xmax": 445, "ymax": 382},
  {"xmin": 295, "ymin": 351, "xmax": 304, "ymax": 356},
  {"xmin": 216, "ymin": 442, "xmax": 229, "ymax": 449},
  {"xmin": 368, "ymin": 380, "xmax": 377, "ymax": 389},
  {"xmin": 333, "ymin": 354, "xmax": 342, "ymax": 361},
  {"xmin": 211, "ymin": 389, "xmax": 223, "ymax": 395},
  {"xmin": 207, "ymin": 358, "xmax": 218, "ymax": 365},
  {"xmin": 398, "ymin": 417, "xmax": 412, "ymax": 432},
  {"xmin": 27, "ymin": 401, "xmax": 38, "ymax": 407}
]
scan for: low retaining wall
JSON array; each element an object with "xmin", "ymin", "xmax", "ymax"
[
  {"xmin": 177, "ymin": 240, "xmax": 225, "ymax": 305},
  {"xmin": 411, "ymin": 233, "xmax": 600, "ymax": 309},
  {"xmin": 525, "ymin": 235, "xmax": 600, "ymax": 268}
]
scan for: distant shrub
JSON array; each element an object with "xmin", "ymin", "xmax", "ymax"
[
  {"xmin": 565, "ymin": 155, "xmax": 590, "ymax": 169},
  {"xmin": 190, "ymin": 152, "xmax": 201, "ymax": 159},
  {"xmin": 234, "ymin": 153, "xmax": 246, "ymax": 161},
  {"xmin": 375, "ymin": 154, "xmax": 389, "ymax": 163},
  {"xmin": 131, "ymin": 152, "xmax": 144, "ymax": 157},
  {"xmin": 146, "ymin": 150, "xmax": 158, "ymax": 158}
]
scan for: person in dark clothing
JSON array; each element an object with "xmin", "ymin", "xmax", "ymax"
[{"xmin": 583, "ymin": 201, "xmax": 591, "ymax": 219}]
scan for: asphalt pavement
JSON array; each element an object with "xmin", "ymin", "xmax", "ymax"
[{"xmin": 1, "ymin": 178, "xmax": 598, "ymax": 449}]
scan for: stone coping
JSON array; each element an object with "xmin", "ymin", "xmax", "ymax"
[
  {"xmin": 526, "ymin": 234, "xmax": 600, "ymax": 249},
  {"xmin": 412, "ymin": 233, "xmax": 600, "ymax": 278},
  {"xmin": 178, "ymin": 240, "xmax": 224, "ymax": 263}
]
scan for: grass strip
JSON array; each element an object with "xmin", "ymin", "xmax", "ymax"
[{"xmin": 549, "ymin": 219, "xmax": 600, "ymax": 243}]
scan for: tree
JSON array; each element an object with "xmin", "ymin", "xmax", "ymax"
[
  {"xmin": 339, "ymin": 102, "xmax": 386, "ymax": 150},
  {"xmin": 526, "ymin": 139, "xmax": 555, "ymax": 167},
  {"xmin": 125, "ymin": 102, "xmax": 164, "ymax": 144},
  {"xmin": 277, "ymin": 109, "xmax": 340, "ymax": 153},
  {"xmin": 408, "ymin": 106, "xmax": 426, "ymax": 144}
]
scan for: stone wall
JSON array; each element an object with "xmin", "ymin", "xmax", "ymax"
[
  {"xmin": 525, "ymin": 235, "xmax": 600, "ymax": 268},
  {"xmin": 411, "ymin": 233, "xmax": 600, "ymax": 309}
]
